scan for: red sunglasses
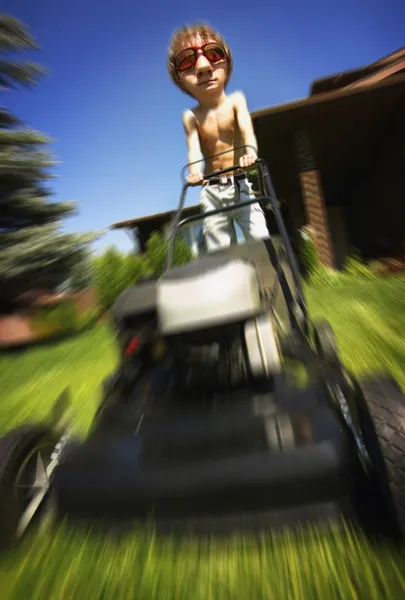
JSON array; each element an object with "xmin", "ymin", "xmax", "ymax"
[{"xmin": 175, "ymin": 42, "xmax": 227, "ymax": 73}]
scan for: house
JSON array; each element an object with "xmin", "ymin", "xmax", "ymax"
[{"xmin": 111, "ymin": 48, "xmax": 405, "ymax": 268}]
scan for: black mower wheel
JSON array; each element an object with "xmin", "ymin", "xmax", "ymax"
[
  {"xmin": 356, "ymin": 376, "xmax": 405, "ymax": 537},
  {"xmin": 0, "ymin": 425, "xmax": 56, "ymax": 548},
  {"xmin": 313, "ymin": 320, "xmax": 340, "ymax": 367}
]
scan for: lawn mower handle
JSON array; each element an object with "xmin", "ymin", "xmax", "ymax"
[
  {"xmin": 167, "ymin": 148, "xmax": 307, "ymax": 331},
  {"xmin": 180, "ymin": 145, "xmax": 259, "ymax": 185}
]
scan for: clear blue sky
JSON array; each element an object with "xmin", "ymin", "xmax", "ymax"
[{"xmin": 3, "ymin": 0, "xmax": 404, "ymax": 252}]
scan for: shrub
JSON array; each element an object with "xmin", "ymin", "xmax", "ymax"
[
  {"xmin": 31, "ymin": 302, "xmax": 79, "ymax": 338},
  {"xmin": 143, "ymin": 231, "xmax": 193, "ymax": 277},
  {"xmin": 73, "ymin": 308, "xmax": 100, "ymax": 332},
  {"xmin": 343, "ymin": 251, "xmax": 376, "ymax": 280},
  {"xmin": 31, "ymin": 302, "xmax": 102, "ymax": 339},
  {"xmin": 91, "ymin": 247, "xmax": 148, "ymax": 312},
  {"xmin": 298, "ymin": 227, "xmax": 321, "ymax": 279},
  {"xmin": 307, "ymin": 265, "xmax": 343, "ymax": 288},
  {"xmin": 91, "ymin": 232, "xmax": 193, "ymax": 312}
]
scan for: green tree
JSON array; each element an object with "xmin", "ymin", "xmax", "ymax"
[
  {"xmin": 0, "ymin": 13, "xmax": 96, "ymax": 310},
  {"xmin": 67, "ymin": 248, "xmax": 94, "ymax": 291},
  {"xmin": 143, "ymin": 231, "xmax": 193, "ymax": 276},
  {"xmin": 92, "ymin": 247, "xmax": 148, "ymax": 311},
  {"xmin": 91, "ymin": 232, "xmax": 193, "ymax": 312}
]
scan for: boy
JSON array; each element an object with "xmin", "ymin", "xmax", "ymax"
[{"xmin": 167, "ymin": 22, "xmax": 270, "ymax": 252}]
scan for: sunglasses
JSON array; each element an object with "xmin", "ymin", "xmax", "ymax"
[{"xmin": 175, "ymin": 42, "xmax": 227, "ymax": 73}]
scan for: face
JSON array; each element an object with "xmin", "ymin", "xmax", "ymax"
[{"xmin": 174, "ymin": 35, "xmax": 228, "ymax": 98}]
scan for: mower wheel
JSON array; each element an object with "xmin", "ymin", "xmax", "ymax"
[
  {"xmin": 356, "ymin": 376, "xmax": 405, "ymax": 537},
  {"xmin": 0, "ymin": 425, "xmax": 56, "ymax": 548},
  {"xmin": 313, "ymin": 320, "xmax": 340, "ymax": 367}
]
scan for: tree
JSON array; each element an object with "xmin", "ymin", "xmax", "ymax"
[
  {"xmin": 92, "ymin": 247, "xmax": 148, "ymax": 311},
  {"xmin": 143, "ymin": 231, "xmax": 193, "ymax": 277},
  {"xmin": 91, "ymin": 232, "xmax": 193, "ymax": 312},
  {"xmin": 65, "ymin": 247, "xmax": 94, "ymax": 291},
  {"xmin": 0, "ymin": 13, "xmax": 96, "ymax": 310}
]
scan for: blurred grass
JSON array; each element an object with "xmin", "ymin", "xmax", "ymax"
[
  {"xmin": 0, "ymin": 275, "xmax": 405, "ymax": 598},
  {"xmin": 1, "ymin": 522, "xmax": 405, "ymax": 600},
  {"xmin": 306, "ymin": 275, "xmax": 405, "ymax": 389},
  {"xmin": 0, "ymin": 324, "xmax": 118, "ymax": 438}
]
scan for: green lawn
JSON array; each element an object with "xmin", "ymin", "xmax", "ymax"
[
  {"xmin": 1, "ymin": 276, "xmax": 405, "ymax": 599},
  {"xmin": 306, "ymin": 276, "xmax": 405, "ymax": 389}
]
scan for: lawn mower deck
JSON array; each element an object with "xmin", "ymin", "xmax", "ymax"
[{"xmin": 50, "ymin": 367, "xmax": 358, "ymax": 534}]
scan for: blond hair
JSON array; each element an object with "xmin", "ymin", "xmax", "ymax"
[{"xmin": 167, "ymin": 22, "xmax": 233, "ymax": 97}]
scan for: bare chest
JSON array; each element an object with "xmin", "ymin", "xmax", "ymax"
[{"xmin": 194, "ymin": 103, "xmax": 239, "ymax": 146}]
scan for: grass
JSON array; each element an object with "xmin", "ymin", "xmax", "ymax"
[
  {"xmin": 306, "ymin": 275, "xmax": 405, "ymax": 389},
  {"xmin": 1, "ymin": 276, "xmax": 405, "ymax": 598},
  {"xmin": 0, "ymin": 325, "xmax": 117, "ymax": 438}
]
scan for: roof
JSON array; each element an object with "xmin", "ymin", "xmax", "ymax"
[
  {"xmin": 110, "ymin": 204, "xmax": 200, "ymax": 230},
  {"xmin": 310, "ymin": 47, "xmax": 405, "ymax": 95},
  {"xmin": 251, "ymin": 67, "xmax": 405, "ymax": 124}
]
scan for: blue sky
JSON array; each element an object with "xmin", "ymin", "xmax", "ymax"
[{"xmin": 2, "ymin": 0, "xmax": 404, "ymax": 252}]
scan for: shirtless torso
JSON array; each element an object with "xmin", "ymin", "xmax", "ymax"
[
  {"xmin": 183, "ymin": 91, "xmax": 257, "ymax": 183},
  {"xmin": 190, "ymin": 93, "xmax": 244, "ymax": 174}
]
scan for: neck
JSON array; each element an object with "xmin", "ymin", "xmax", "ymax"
[{"xmin": 197, "ymin": 90, "xmax": 227, "ymax": 109}]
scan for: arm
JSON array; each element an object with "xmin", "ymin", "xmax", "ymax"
[
  {"xmin": 183, "ymin": 110, "xmax": 204, "ymax": 183},
  {"xmin": 234, "ymin": 91, "xmax": 258, "ymax": 167}
]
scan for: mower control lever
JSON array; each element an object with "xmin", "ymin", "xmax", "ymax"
[
  {"xmin": 170, "ymin": 146, "xmax": 307, "ymax": 322},
  {"xmin": 180, "ymin": 145, "xmax": 258, "ymax": 186}
]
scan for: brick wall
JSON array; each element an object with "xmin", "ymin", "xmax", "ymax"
[{"xmin": 294, "ymin": 130, "xmax": 335, "ymax": 268}]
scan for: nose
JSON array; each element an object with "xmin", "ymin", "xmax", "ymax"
[{"xmin": 195, "ymin": 52, "xmax": 213, "ymax": 78}]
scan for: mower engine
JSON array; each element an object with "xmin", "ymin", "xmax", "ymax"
[
  {"xmin": 157, "ymin": 255, "xmax": 280, "ymax": 390},
  {"xmin": 110, "ymin": 254, "xmax": 282, "ymax": 394}
]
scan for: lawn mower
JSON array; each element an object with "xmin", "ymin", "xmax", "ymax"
[{"xmin": 1, "ymin": 147, "xmax": 405, "ymax": 546}]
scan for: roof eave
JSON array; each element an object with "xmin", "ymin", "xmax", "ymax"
[{"xmin": 251, "ymin": 72, "xmax": 405, "ymax": 122}]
